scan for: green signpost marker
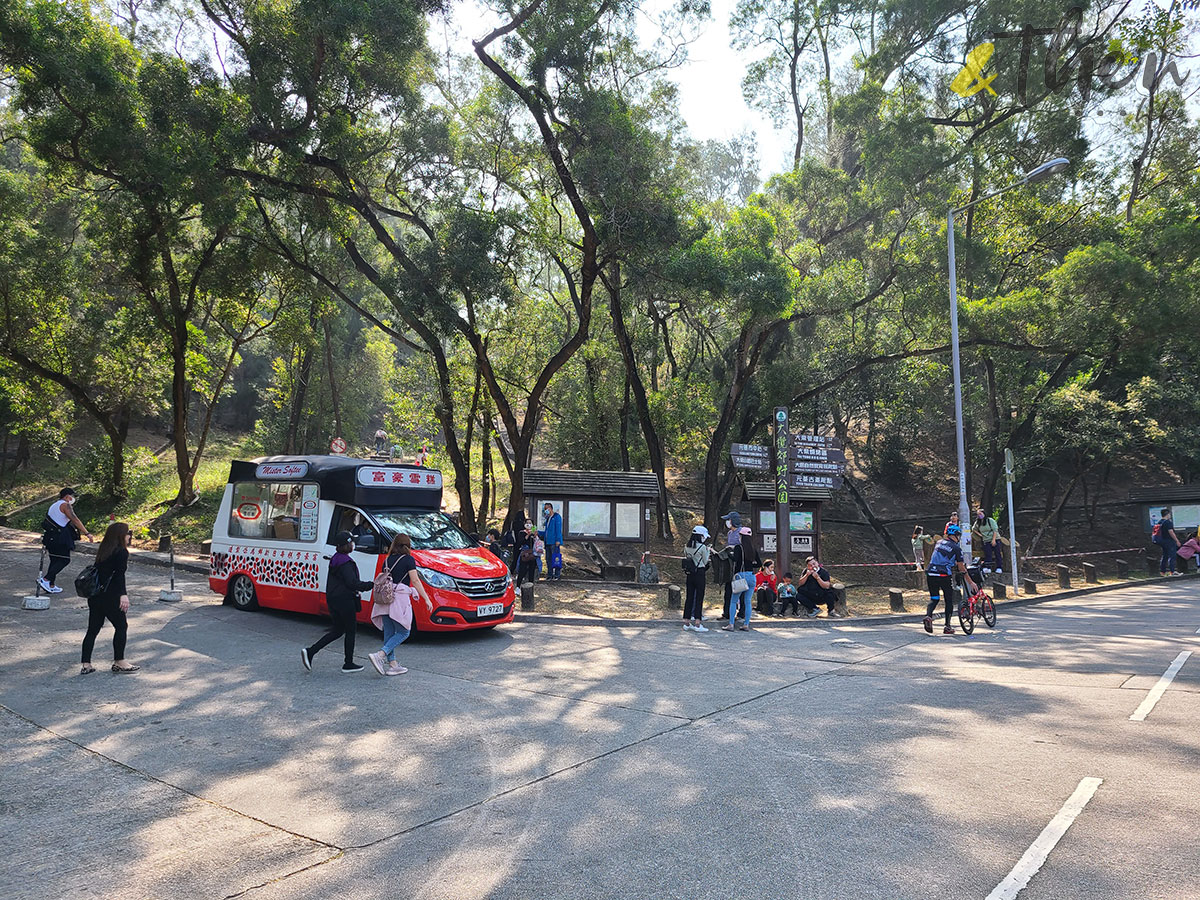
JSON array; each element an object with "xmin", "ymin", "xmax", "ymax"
[{"xmin": 773, "ymin": 407, "xmax": 791, "ymax": 577}]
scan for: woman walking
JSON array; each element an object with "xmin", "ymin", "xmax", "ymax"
[
  {"xmin": 301, "ymin": 531, "xmax": 374, "ymax": 673},
  {"xmin": 723, "ymin": 526, "xmax": 759, "ymax": 632},
  {"xmin": 682, "ymin": 526, "xmax": 712, "ymax": 632},
  {"xmin": 40, "ymin": 487, "xmax": 93, "ymax": 593},
  {"xmin": 80, "ymin": 522, "xmax": 138, "ymax": 674},
  {"xmin": 368, "ymin": 534, "xmax": 433, "ymax": 676}
]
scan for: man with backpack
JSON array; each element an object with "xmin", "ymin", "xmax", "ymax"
[
  {"xmin": 975, "ymin": 508, "xmax": 1002, "ymax": 574},
  {"xmin": 1153, "ymin": 508, "xmax": 1182, "ymax": 576}
]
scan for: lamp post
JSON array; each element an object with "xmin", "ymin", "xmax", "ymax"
[{"xmin": 947, "ymin": 158, "xmax": 1069, "ymax": 570}]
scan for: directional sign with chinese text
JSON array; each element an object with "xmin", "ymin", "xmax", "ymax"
[
  {"xmin": 788, "ymin": 460, "xmax": 844, "ymax": 476},
  {"xmin": 731, "ymin": 442, "xmax": 771, "ymax": 471},
  {"xmin": 791, "ymin": 434, "xmax": 844, "ymax": 450},
  {"xmin": 789, "ymin": 445, "xmax": 847, "ymax": 463},
  {"xmin": 791, "ymin": 473, "xmax": 844, "ymax": 490}
]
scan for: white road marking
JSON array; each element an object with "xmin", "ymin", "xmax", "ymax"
[
  {"xmin": 986, "ymin": 777, "xmax": 1103, "ymax": 900},
  {"xmin": 1195, "ymin": 626, "xmax": 1200, "ymax": 635},
  {"xmin": 1130, "ymin": 650, "xmax": 1193, "ymax": 722}
]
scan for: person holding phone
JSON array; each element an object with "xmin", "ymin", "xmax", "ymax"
[{"xmin": 796, "ymin": 557, "xmax": 838, "ymax": 618}]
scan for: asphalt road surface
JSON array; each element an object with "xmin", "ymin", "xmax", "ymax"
[{"xmin": 1, "ymin": 532, "xmax": 1197, "ymax": 900}]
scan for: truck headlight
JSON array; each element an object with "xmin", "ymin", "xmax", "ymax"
[{"xmin": 416, "ymin": 567, "xmax": 457, "ymax": 590}]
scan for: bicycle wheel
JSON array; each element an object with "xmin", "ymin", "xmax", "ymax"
[
  {"xmin": 981, "ymin": 595, "xmax": 997, "ymax": 628},
  {"xmin": 957, "ymin": 599, "xmax": 975, "ymax": 634}
]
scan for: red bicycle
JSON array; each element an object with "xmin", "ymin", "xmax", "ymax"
[{"xmin": 957, "ymin": 586, "xmax": 997, "ymax": 635}]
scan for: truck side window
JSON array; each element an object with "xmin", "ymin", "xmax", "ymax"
[
  {"xmin": 329, "ymin": 506, "xmax": 381, "ymax": 546},
  {"xmin": 230, "ymin": 481, "xmax": 314, "ymax": 541}
]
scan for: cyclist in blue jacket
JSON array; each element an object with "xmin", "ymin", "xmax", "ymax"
[{"xmin": 924, "ymin": 525, "xmax": 976, "ymax": 635}]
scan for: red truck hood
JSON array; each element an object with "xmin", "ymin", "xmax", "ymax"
[{"xmin": 410, "ymin": 547, "xmax": 508, "ymax": 578}]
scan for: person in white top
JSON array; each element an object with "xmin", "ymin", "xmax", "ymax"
[{"xmin": 40, "ymin": 488, "xmax": 93, "ymax": 593}]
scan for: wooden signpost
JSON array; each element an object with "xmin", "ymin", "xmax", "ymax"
[{"xmin": 729, "ymin": 422, "xmax": 847, "ymax": 571}]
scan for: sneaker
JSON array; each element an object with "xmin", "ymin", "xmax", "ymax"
[
  {"xmin": 341, "ymin": 663, "xmax": 364, "ymax": 673},
  {"xmin": 694, "ymin": 623, "xmax": 709, "ymax": 633},
  {"xmin": 806, "ymin": 608, "xmax": 820, "ymax": 618},
  {"xmin": 738, "ymin": 624, "xmax": 751, "ymax": 631},
  {"xmin": 922, "ymin": 616, "xmax": 933, "ymax": 634},
  {"xmin": 368, "ymin": 651, "xmax": 387, "ymax": 675},
  {"xmin": 300, "ymin": 648, "xmax": 312, "ymax": 672},
  {"xmin": 385, "ymin": 664, "xmax": 408, "ymax": 676},
  {"xmin": 943, "ymin": 626, "xmax": 956, "ymax": 635},
  {"xmin": 38, "ymin": 577, "xmax": 62, "ymax": 593},
  {"xmin": 683, "ymin": 623, "xmax": 695, "ymax": 631},
  {"xmin": 721, "ymin": 624, "xmax": 735, "ymax": 632}
]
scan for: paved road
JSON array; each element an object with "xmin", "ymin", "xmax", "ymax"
[{"xmin": 1, "ymin": 532, "xmax": 1197, "ymax": 899}]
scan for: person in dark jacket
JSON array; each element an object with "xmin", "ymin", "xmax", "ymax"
[
  {"xmin": 301, "ymin": 531, "xmax": 375, "ymax": 673},
  {"xmin": 80, "ymin": 521, "xmax": 138, "ymax": 674},
  {"xmin": 41, "ymin": 487, "xmax": 94, "ymax": 594}
]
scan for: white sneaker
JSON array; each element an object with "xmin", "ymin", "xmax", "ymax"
[
  {"xmin": 368, "ymin": 651, "xmax": 387, "ymax": 676},
  {"xmin": 683, "ymin": 623, "xmax": 695, "ymax": 631},
  {"xmin": 385, "ymin": 664, "xmax": 407, "ymax": 676},
  {"xmin": 38, "ymin": 577, "xmax": 62, "ymax": 593},
  {"xmin": 694, "ymin": 623, "xmax": 709, "ymax": 633}
]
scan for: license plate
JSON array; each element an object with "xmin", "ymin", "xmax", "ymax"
[{"xmin": 477, "ymin": 602, "xmax": 504, "ymax": 618}]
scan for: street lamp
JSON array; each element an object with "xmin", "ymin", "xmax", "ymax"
[{"xmin": 946, "ymin": 157, "xmax": 1069, "ymax": 573}]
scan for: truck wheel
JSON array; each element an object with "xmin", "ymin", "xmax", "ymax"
[{"xmin": 229, "ymin": 575, "xmax": 258, "ymax": 611}]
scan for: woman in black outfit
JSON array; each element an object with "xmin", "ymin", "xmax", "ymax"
[
  {"xmin": 81, "ymin": 522, "xmax": 139, "ymax": 674},
  {"xmin": 301, "ymin": 530, "xmax": 375, "ymax": 674}
]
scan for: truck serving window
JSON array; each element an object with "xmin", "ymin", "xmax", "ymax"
[
  {"xmin": 372, "ymin": 510, "xmax": 475, "ymax": 550},
  {"xmin": 229, "ymin": 482, "xmax": 317, "ymax": 542}
]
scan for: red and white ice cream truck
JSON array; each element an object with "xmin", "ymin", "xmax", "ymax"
[{"xmin": 208, "ymin": 456, "xmax": 515, "ymax": 631}]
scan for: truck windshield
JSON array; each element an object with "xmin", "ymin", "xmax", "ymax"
[{"xmin": 371, "ymin": 510, "xmax": 476, "ymax": 550}]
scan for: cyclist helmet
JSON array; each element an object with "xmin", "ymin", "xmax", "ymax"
[{"xmin": 946, "ymin": 524, "xmax": 962, "ymax": 537}]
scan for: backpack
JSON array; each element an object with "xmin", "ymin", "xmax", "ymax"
[
  {"xmin": 74, "ymin": 564, "xmax": 102, "ymax": 598},
  {"xmin": 681, "ymin": 555, "xmax": 697, "ymax": 575},
  {"xmin": 371, "ymin": 557, "xmax": 405, "ymax": 607},
  {"xmin": 1152, "ymin": 523, "xmax": 1163, "ymax": 544}
]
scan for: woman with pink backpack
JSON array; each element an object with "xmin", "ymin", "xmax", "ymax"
[{"xmin": 368, "ymin": 534, "xmax": 432, "ymax": 676}]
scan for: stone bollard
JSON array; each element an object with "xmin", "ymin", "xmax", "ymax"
[
  {"xmin": 23, "ymin": 548, "xmax": 50, "ymax": 610},
  {"xmin": 1115, "ymin": 559, "xmax": 1129, "ymax": 579},
  {"xmin": 992, "ymin": 581, "xmax": 1006, "ymax": 599},
  {"xmin": 1147, "ymin": 555, "xmax": 1159, "ymax": 576},
  {"xmin": 832, "ymin": 583, "xmax": 849, "ymax": 617},
  {"xmin": 888, "ymin": 587, "xmax": 905, "ymax": 612},
  {"xmin": 1082, "ymin": 562, "xmax": 1098, "ymax": 584},
  {"xmin": 667, "ymin": 584, "xmax": 682, "ymax": 610},
  {"xmin": 157, "ymin": 534, "xmax": 172, "ymax": 553},
  {"xmin": 1023, "ymin": 578, "xmax": 1038, "ymax": 595},
  {"xmin": 520, "ymin": 582, "xmax": 535, "ymax": 612},
  {"xmin": 1057, "ymin": 564, "xmax": 1071, "ymax": 589}
]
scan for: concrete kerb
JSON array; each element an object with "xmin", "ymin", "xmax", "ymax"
[{"xmin": 516, "ymin": 573, "xmax": 1193, "ymax": 628}]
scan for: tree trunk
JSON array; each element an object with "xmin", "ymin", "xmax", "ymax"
[
  {"xmin": 169, "ymin": 326, "xmax": 195, "ymax": 506},
  {"xmin": 321, "ymin": 316, "xmax": 344, "ymax": 444},
  {"xmin": 284, "ymin": 343, "xmax": 312, "ymax": 454},
  {"xmin": 619, "ymin": 376, "xmax": 631, "ymax": 471},
  {"xmin": 844, "ymin": 475, "xmax": 910, "ymax": 563},
  {"xmin": 607, "ymin": 263, "xmax": 671, "ymax": 538}
]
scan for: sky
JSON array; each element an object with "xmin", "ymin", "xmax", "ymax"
[{"xmin": 656, "ymin": 0, "xmax": 792, "ymax": 176}]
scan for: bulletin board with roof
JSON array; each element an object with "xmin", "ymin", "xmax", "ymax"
[
  {"xmin": 522, "ymin": 469, "xmax": 661, "ymax": 548},
  {"xmin": 741, "ymin": 481, "xmax": 829, "ymax": 560},
  {"xmin": 1130, "ymin": 485, "xmax": 1200, "ymax": 536}
]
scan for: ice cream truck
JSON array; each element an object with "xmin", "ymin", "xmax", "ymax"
[{"xmin": 208, "ymin": 456, "xmax": 515, "ymax": 631}]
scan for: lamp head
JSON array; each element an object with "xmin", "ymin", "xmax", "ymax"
[{"xmin": 1023, "ymin": 157, "xmax": 1070, "ymax": 184}]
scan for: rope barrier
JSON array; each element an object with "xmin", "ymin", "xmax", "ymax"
[{"xmin": 1020, "ymin": 547, "xmax": 1145, "ymax": 562}]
